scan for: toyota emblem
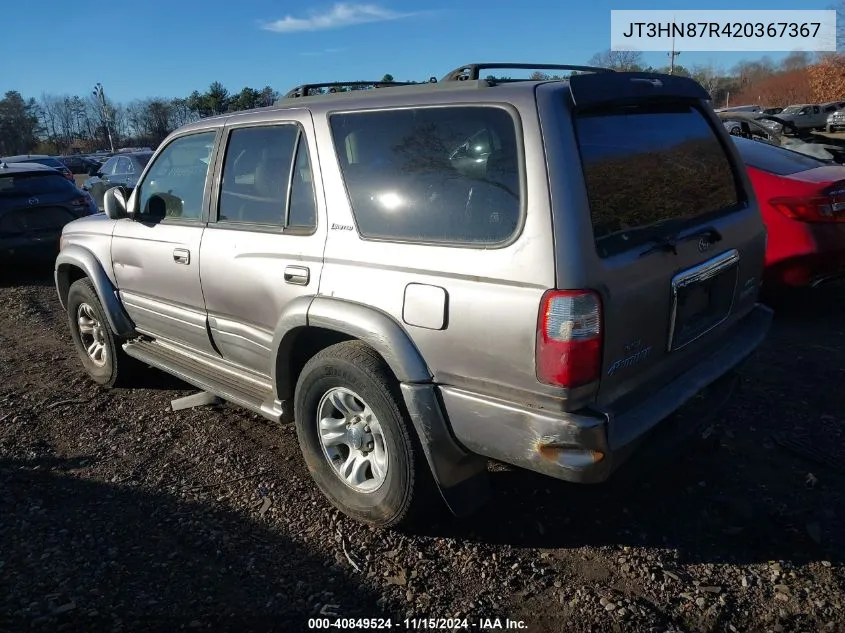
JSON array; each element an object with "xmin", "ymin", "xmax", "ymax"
[
  {"xmin": 27, "ymin": 197, "xmax": 39, "ymax": 206},
  {"xmin": 698, "ymin": 237, "xmax": 711, "ymax": 252}
]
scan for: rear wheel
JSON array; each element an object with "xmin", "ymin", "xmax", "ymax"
[
  {"xmin": 66, "ymin": 278, "xmax": 138, "ymax": 387},
  {"xmin": 293, "ymin": 341, "xmax": 435, "ymax": 528}
]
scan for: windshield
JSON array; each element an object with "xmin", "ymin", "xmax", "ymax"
[
  {"xmin": 0, "ymin": 172, "xmax": 75, "ymax": 197},
  {"xmin": 780, "ymin": 106, "xmax": 803, "ymax": 115},
  {"xmin": 574, "ymin": 102, "xmax": 743, "ymax": 258}
]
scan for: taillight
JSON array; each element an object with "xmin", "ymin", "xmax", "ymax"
[
  {"xmin": 536, "ymin": 289, "xmax": 603, "ymax": 389},
  {"xmin": 770, "ymin": 182, "xmax": 845, "ymax": 223}
]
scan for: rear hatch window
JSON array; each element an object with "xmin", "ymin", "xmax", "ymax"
[
  {"xmin": 0, "ymin": 172, "xmax": 76, "ymax": 197},
  {"xmin": 574, "ymin": 103, "xmax": 744, "ymax": 258}
]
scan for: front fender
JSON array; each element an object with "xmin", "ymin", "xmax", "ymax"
[{"xmin": 55, "ymin": 244, "xmax": 135, "ymax": 338}]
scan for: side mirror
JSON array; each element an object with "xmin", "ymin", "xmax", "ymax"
[{"xmin": 103, "ymin": 186, "xmax": 128, "ymax": 219}]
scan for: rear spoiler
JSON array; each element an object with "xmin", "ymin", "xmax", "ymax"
[{"xmin": 569, "ymin": 72, "xmax": 710, "ymax": 108}]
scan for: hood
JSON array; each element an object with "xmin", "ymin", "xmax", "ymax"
[{"xmin": 62, "ymin": 212, "xmax": 114, "ymax": 236}]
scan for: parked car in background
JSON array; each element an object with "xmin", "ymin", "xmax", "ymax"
[
  {"xmin": 775, "ymin": 104, "xmax": 828, "ymax": 132},
  {"xmin": 55, "ymin": 64, "xmax": 772, "ymax": 528},
  {"xmin": 825, "ymin": 106, "xmax": 845, "ymax": 133},
  {"xmin": 716, "ymin": 105, "xmax": 762, "ymax": 114},
  {"xmin": 82, "ymin": 151, "xmax": 153, "ymax": 210},
  {"xmin": 732, "ymin": 136, "xmax": 845, "ymax": 288},
  {"xmin": 717, "ymin": 111, "xmax": 845, "ymax": 163},
  {"xmin": 59, "ymin": 154, "xmax": 102, "ymax": 175},
  {"xmin": 0, "ymin": 161, "xmax": 97, "ymax": 260},
  {"xmin": 1, "ymin": 154, "xmax": 74, "ymax": 181}
]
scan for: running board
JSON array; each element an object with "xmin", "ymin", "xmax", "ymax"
[{"xmin": 123, "ymin": 338, "xmax": 286, "ymax": 422}]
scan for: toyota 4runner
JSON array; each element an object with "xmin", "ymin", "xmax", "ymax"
[{"xmin": 54, "ymin": 63, "xmax": 773, "ymax": 528}]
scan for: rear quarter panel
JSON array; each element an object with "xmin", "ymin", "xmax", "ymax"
[{"xmin": 312, "ymin": 88, "xmax": 562, "ymax": 405}]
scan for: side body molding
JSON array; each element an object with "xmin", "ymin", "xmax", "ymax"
[{"xmin": 55, "ymin": 245, "xmax": 136, "ymax": 338}]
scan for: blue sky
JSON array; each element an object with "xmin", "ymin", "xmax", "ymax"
[{"xmin": 1, "ymin": 0, "xmax": 833, "ymax": 103}]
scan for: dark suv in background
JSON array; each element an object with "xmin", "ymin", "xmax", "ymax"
[{"xmin": 1, "ymin": 161, "xmax": 97, "ymax": 260}]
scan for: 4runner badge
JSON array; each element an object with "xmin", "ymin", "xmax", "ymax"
[
  {"xmin": 330, "ymin": 223, "xmax": 354, "ymax": 231},
  {"xmin": 608, "ymin": 339, "xmax": 653, "ymax": 376}
]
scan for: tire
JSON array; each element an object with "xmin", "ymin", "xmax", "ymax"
[
  {"xmin": 66, "ymin": 278, "xmax": 137, "ymax": 387},
  {"xmin": 827, "ymin": 125, "xmax": 834, "ymax": 133},
  {"xmin": 293, "ymin": 341, "xmax": 435, "ymax": 528}
]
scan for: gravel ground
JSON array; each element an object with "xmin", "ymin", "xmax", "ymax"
[{"xmin": 0, "ymin": 262, "xmax": 843, "ymax": 633}]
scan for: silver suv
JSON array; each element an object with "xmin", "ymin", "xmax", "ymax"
[{"xmin": 54, "ymin": 63, "xmax": 773, "ymax": 528}]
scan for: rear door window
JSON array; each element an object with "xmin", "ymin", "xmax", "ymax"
[{"xmin": 573, "ymin": 103, "xmax": 743, "ymax": 258}]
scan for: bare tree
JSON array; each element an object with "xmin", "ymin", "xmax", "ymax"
[
  {"xmin": 691, "ymin": 62, "xmax": 725, "ymax": 97},
  {"xmin": 781, "ymin": 51, "xmax": 812, "ymax": 72},
  {"xmin": 731, "ymin": 57, "xmax": 776, "ymax": 90},
  {"xmin": 588, "ymin": 49, "xmax": 644, "ymax": 71}
]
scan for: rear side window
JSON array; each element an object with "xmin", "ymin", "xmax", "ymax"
[
  {"xmin": 0, "ymin": 173, "xmax": 75, "ymax": 196},
  {"xmin": 732, "ymin": 137, "xmax": 825, "ymax": 175},
  {"xmin": 330, "ymin": 106, "xmax": 521, "ymax": 244},
  {"xmin": 574, "ymin": 103, "xmax": 742, "ymax": 258}
]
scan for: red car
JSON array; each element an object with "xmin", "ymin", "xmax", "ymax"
[{"xmin": 733, "ymin": 137, "xmax": 845, "ymax": 288}]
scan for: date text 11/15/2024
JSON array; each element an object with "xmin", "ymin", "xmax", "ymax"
[{"xmin": 307, "ymin": 617, "xmax": 529, "ymax": 630}]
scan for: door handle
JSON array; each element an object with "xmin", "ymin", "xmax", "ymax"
[
  {"xmin": 284, "ymin": 265, "xmax": 310, "ymax": 285},
  {"xmin": 173, "ymin": 248, "xmax": 190, "ymax": 265}
]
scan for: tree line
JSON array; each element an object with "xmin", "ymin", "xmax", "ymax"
[
  {"xmin": 0, "ymin": 74, "xmax": 412, "ymax": 157},
  {"xmin": 0, "ymin": 82, "xmax": 281, "ymax": 157},
  {"xmin": 581, "ymin": 49, "xmax": 826, "ymax": 108},
  {"xmin": 1, "ymin": 53, "xmax": 842, "ymax": 157}
]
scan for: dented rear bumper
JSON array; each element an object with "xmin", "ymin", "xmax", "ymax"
[{"xmin": 444, "ymin": 303, "xmax": 773, "ymax": 483}]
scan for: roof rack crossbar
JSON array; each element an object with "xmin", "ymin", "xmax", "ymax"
[
  {"xmin": 284, "ymin": 81, "xmax": 419, "ymax": 99},
  {"xmin": 441, "ymin": 63, "xmax": 614, "ymax": 82}
]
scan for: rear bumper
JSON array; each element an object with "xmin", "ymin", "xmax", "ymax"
[
  {"xmin": 444, "ymin": 303, "xmax": 773, "ymax": 483},
  {"xmin": 0, "ymin": 234, "xmax": 61, "ymax": 258}
]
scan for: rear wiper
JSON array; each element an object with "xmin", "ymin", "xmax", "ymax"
[{"xmin": 639, "ymin": 226, "xmax": 723, "ymax": 257}]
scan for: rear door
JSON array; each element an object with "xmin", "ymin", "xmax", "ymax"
[
  {"xmin": 199, "ymin": 112, "xmax": 327, "ymax": 374},
  {"xmin": 546, "ymin": 74, "xmax": 767, "ymax": 408}
]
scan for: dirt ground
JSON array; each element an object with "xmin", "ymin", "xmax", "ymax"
[{"xmin": 0, "ymin": 262, "xmax": 843, "ymax": 633}]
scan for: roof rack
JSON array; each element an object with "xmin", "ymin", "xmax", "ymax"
[
  {"xmin": 441, "ymin": 63, "xmax": 614, "ymax": 82},
  {"xmin": 284, "ymin": 80, "xmax": 428, "ymax": 99}
]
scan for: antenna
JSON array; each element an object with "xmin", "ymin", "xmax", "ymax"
[{"xmin": 668, "ymin": 14, "xmax": 681, "ymax": 75}]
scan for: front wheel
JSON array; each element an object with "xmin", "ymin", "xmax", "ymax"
[
  {"xmin": 66, "ymin": 278, "xmax": 138, "ymax": 387},
  {"xmin": 293, "ymin": 341, "xmax": 436, "ymax": 528}
]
